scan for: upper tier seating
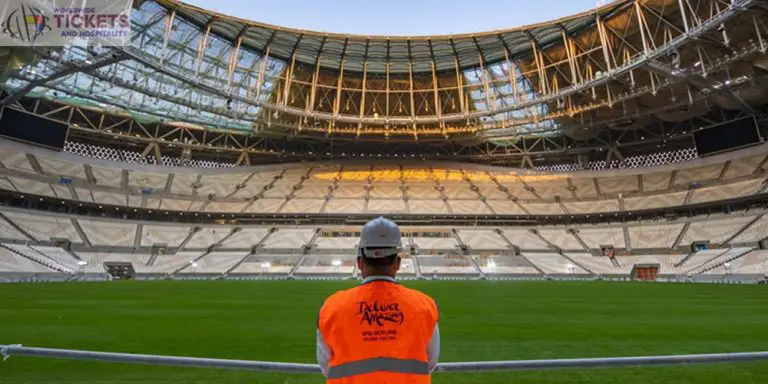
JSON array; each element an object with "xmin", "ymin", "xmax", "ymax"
[
  {"xmin": 456, "ymin": 229, "xmax": 508, "ymax": 250},
  {"xmin": 682, "ymin": 216, "xmax": 754, "ymax": 245},
  {"xmin": 2, "ymin": 212, "xmax": 80, "ymax": 242},
  {"xmin": 0, "ymin": 141, "xmax": 765, "ymax": 219},
  {"xmin": 411, "ymin": 236, "xmax": 457, "ymax": 250},
  {"xmin": 315, "ymin": 237, "xmax": 358, "ymax": 250},
  {"xmin": 262, "ymin": 228, "xmax": 315, "ymax": 249}
]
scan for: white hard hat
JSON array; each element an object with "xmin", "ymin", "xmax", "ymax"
[{"xmin": 358, "ymin": 217, "xmax": 402, "ymax": 258}]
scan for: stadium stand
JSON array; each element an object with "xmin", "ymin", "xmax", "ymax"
[
  {"xmin": 628, "ymin": 223, "xmax": 685, "ymax": 249},
  {"xmin": 476, "ymin": 255, "xmax": 539, "ymax": 275},
  {"xmin": 726, "ymin": 250, "xmax": 768, "ymax": 275},
  {"xmin": 295, "ymin": 255, "xmax": 356, "ymax": 275},
  {"xmin": 567, "ymin": 253, "xmax": 617, "ymax": 275},
  {"xmin": 0, "ymin": 138, "xmax": 766, "ymax": 282},
  {"xmin": 2, "ymin": 212, "xmax": 80, "ymax": 242},
  {"xmin": 685, "ymin": 248, "xmax": 754, "ymax": 275},
  {"xmin": 417, "ymin": 251, "xmax": 477, "ymax": 275},
  {"xmin": 615, "ymin": 254, "xmax": 686, "ymax": 275},
  {"xmin": 262, "ymin": 228, "xmax": 315, "ymax": 249},
  {"xmin": 0, "ymin": 246, "xmax": 55, "ymax": 273},
  {"xmin": 525, "ymin": 253, "xmax": 588, "ymax": 275},
  {"xmin": 0, "ymin": 0, "xmax": 767, "ymax": 290},
  {"xmin": 456, "ymin": 229, "xmax": 508, "ymax": 251},
  {"xmin": 681, "ymin": 216, "xmax": 754, "ymax": 245},
  {"xmin": 180, "ymin": 252, "xmax": 249, "ymax": 275}
]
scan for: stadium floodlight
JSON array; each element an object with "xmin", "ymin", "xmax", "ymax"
[
  {"xmin": 260, "ymin": 262, "xmax": 271, "ymax": 269},
  {"xmin": 331, "ymin": 259, "xmax": 342, "ymax": 267},
  {"xmin": 191, "ymin": 262, "xmax": 199, "ymax": 269},
  {"xmin": 487, "ymin": 260, "xmax": 497, "ymax": 271},
  {"xmin": 77, "ymin": 261, "xmax": 87, "ymax": 266},
  {"xmin": 566, "ymin": 263, "xmax": 575, "ymax": 274}
]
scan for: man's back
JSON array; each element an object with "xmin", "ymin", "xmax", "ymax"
[{"xmin": 317, "ymin": 278, "xmax": 439, "ymax": 383}]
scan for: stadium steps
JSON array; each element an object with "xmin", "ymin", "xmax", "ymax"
[
  {"xmin": 27, "ymin": 245, "xmax": 78, "ymax": 271},
  {"xmin": 449, "ymin": 229, "xmax": 484, "ymax": 278},
  {"xmin": 289, "ymin": 228, "xmax": 321, "ymax": 277},
  {"xmin": 70, "ymin": 219, "xmax": 92, "ymax": 247},
  {"xmin": 557, "ymin": 252, "xmax": 595, "ymax": 275},
  {"xmin": 496, "ymin": 228, "xmax": 547, "ymax": 275},
  {"xmin": 670, "ymin": 222, "xmax": 691, "ymax": 251},
  {"xmin": 171, "ymin": 250, "xmax": 210, "ymax": 275},
  {"xmin": 319, "ymin": 170, "xmax": 342, "ymax": 214},
  {"xmin": 530, "ymin": 229, "xmax": 594, "ymax": 275},
  {"xmin": 518, "ymin": 254, "xmax": 546, "ymax": 275},
  {"xmin": 134, "ymin": 224, "xmax": 143, "ymax": 249},
  {"xmin": 674, "ymin": 251, "xmax": 695, "ymax": 268},
  {"xmin": 0, "ymin": 244, "xmax": 68, "ymax": 273},
  {"xmin": 567, "ymin": 229, "xmax": 597, "ymax": 256},
  {"xmin": 183, "ymin": 228, "xmax": 244, "ymax": 271},
  {"xmin": 0, "ymin": 212, "xmax": 35, "ymax": 241},
  {"xmin": 222, "ymin": 228, "xmax": 277, "ymax": 276},
  {"xmin": 411, "ymin": 254, "xmax": 423, "ymax": 278}
]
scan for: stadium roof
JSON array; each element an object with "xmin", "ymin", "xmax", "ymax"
[
  {"xmin": 153, "ymin": 0, "xmax": 629, "ymax": 74},
  {"xmin": 0, "ymin": 0, "xmax": 767, "ymax": 168}
]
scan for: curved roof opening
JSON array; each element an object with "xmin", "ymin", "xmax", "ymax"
[{"xmin": 184, "ymin": 0, "xmax": 600, "ymax": 36}]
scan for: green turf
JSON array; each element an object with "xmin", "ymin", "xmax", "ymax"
[{"xmin": 0, "ymin": 280, "xmax": 767, "ymax": 383}]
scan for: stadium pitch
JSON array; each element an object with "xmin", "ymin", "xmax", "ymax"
[{"xmin": 1, "ymin": 280, "xmax": 766, "ymax": 383}]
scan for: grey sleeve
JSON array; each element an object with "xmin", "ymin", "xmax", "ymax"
[
  {"xmin": 426, "ymin": 323, "xmax": 440, "ymax": 373},
  {"xmin": 316, "ymin": 328, "xmax": 332, "ymax": 377}
]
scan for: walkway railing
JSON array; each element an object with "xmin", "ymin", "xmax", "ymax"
[{"xmin": 2, "ymin": 345, "xmax": 768, "ymax": 374}]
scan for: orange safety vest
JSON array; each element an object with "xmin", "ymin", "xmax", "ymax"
[{"xmin": 318, "ymin": 279, "xmax": 439, "ymax": 384}]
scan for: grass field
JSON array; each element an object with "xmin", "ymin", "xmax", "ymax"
[{"xmin": 1, "ymin": 280, "xmax": 767, "ymax": 383}]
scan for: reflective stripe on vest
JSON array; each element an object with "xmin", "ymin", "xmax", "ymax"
[{"xmin": 327, "ymin": 357, "xmax": 429, "ymax": 379}]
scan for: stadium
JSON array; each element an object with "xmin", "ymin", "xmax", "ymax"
[{"xmin": 0, "ymin": 0, "xmax": 767, "ymax": 382}]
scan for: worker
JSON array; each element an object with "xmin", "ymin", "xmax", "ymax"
[{"xmin": 317, "ymin": 217, "xmax": 440, "ymax": 383}]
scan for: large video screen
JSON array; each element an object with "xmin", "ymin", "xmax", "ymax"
[
  {"xmin": 693, "ymin": 116, "xmax": 761, "ymax": 156},
  {"xmin": 0, "ymin": 108, "xmax": 69, "ymax": 151}
]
